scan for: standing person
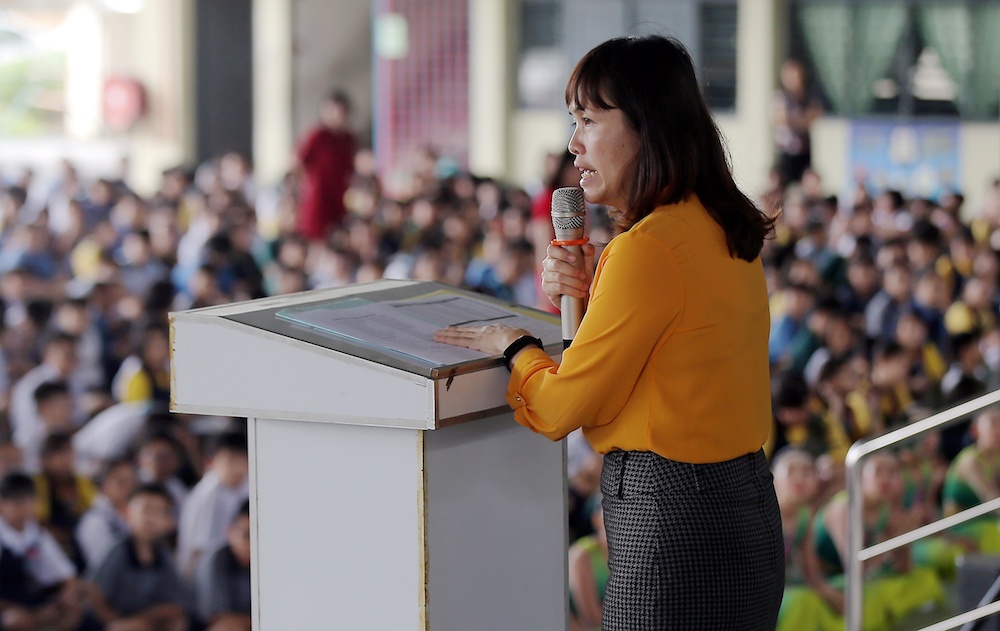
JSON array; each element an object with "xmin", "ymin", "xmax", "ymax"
[
  {"xmin": 435, "ymin": 35, "xmax": 783, "ymax": 630},
  {"xmin": 294, "ymin": 90, "xmax": 357, "ymax": 242},
  {"xmin": 773, "ymin": 59, "xmax": 823, "ymax": 187}
]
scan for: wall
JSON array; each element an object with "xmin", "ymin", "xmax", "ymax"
[
  {"xmin": 101, "ymin": 0, "xmax": 196, "ymax": 196},
  {"xmin": 811, "ymin": 118, "xmax": 999, "ymax": 215},
  {"xmin": 494, "ymin": 0, "xmax": 997, "ymax": 211},
  {"xmin": 501, "ymin": 0, "xmax": 781, "ymax": 194}
]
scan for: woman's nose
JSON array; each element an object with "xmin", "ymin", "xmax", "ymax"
[{"xmin": 568, "ymin": 129, "xmax": 582, "ymax": 156}]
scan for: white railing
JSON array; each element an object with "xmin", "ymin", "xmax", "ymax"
[{"xmin": 845, "ymin": 389, "xmax": 1000, "ymax": 631}]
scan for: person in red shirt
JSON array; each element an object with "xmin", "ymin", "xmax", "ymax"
[{"xmin": 294, "ymin": 90, "xmax": 357, "ymax": 241}]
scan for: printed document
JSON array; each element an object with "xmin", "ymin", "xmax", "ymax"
[{"xmin": 276, "ymin": 291, "xmax": 561, "ymax": 366}]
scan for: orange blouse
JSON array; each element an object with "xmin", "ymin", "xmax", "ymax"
[{"xmin": 506, "ymin": 196, "xmax": 772, "ymax": 463}]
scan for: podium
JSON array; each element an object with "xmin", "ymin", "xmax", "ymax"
[{"xmin": 170, "ymin": 280, "xmax": 568, "ymax": 630}]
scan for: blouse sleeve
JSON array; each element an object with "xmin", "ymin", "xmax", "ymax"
[{"xmin": 506, "ymin": 231, "xmax": 685, "ymax": 440}]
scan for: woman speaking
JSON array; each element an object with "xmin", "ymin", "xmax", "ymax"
[{"xmin": 435, "ymin": 35, "xmax": 783, "ymax": 630}]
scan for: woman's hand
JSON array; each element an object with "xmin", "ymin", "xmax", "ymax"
[
  {"xmin": 541, "ymin": 242, "xmax": 596, "ymax": 309},
  {"xmin": 433, "ymin": 324, "xmax": 531, "ymax": 356}
]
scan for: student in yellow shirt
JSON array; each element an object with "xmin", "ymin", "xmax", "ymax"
[{"xmin": 435, "ymin": 35, "xmax": 781, "ymax": 631}]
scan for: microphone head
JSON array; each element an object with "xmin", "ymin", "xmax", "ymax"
[{"xmin": 551, "ymin": 187, "xmax": 586, "ymax": 238}]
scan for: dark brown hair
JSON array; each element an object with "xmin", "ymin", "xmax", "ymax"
[{"xmin": 565, "ymin": 35, "xmax": 774, "ymax": 261}]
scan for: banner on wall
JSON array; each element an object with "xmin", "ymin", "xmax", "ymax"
[{"xmin": 848, "ymin": 121, "xmax": 961, "ymax": 201}]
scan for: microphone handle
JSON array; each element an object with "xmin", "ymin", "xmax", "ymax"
[{"xmin": 560, "ymin": 243, "xmax": 585, "ymax": 347}]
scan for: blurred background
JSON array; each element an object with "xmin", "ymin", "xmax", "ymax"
[
  {"xmin": 0, "ymin": 2, "xmax": 999, "ymax": 631},
  {"xmin": 1, "ymin": 0, "xmax": 996, "ymax": 205}
]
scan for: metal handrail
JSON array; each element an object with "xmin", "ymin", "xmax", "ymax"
[{"xmin": 845, "ymin": 388, "xmax": 1000, "ymax": 631}]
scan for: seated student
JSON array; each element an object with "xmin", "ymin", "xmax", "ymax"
[
  {"xmin": 112, "ymin": 322, "xmax": 171, "ymax": 406},
  {"xmin": 894, "ymin": 309, "xmax": 947, "ymax": 408},
  {"xmin": 812, "ymin": 452, "xmax": 944, "ymax": 631},
  {"xmin": 939, "ymin": 331, "xmax": 988, "ymax": 460},
  {"xmin": 21, "ymin": 380, "xmax": 75, "ymax": 473},
  {"xmin": 177, "ymin": 431, "xmax": 249, "ymax": 578},
  {"xmin": 869, "ymin": 342, "xmax": 923, "ymax": 429},
  {"xmin": 816, "ymin": 356, "xmax": 878, "ymax": 462},
  {"xmin": 567, "ymin": 493, "xmax": 607, "ymax": 631},
  {"xmin": 897, "ymin": 433, "xmax": 961, "ymax": 579},
  {"xmin": 942, "ymin": 407, "xmax": 1000, "ymax": 552},
  {"xmin": 88, "ymin": 482, "xmax": 188, "ymax": 631},
  {"xmin": 195, "ymin": 500, "xmax": 251, "ymax": 631},
  {"xmin": 137, "ymin": 430, "xmax": 189, "ymax": 517},
  {"xmin": 774, "ymin": 448, "xmax": 842, "ymax": 631},
  {"xmin": 0, "ymin": 472, "xmax": 85, "ymax": 631},
  {"xmin": 0, "ymin": 439, "xmax": 24, "ymax": 477},
  {"xmin": 34, "ymin": 431, "xmax": 96, "ymax": 562},
  {"xmin": 76, "ymin": 457, "xmax": 137, "ymax": 571},
  {"xmin": 765, "ymin": 374, "xmax": 835, "ymax": 460}
]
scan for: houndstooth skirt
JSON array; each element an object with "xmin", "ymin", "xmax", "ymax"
[{"xmin": 600, "ymin": 449, "xmax": 784, "ymax": 630}]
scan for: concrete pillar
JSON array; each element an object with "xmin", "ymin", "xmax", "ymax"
[
  {"xmin": 252, "ymin": 0, "xmax": 294, "ymax": 189},
  {"xmin": 101, "ymin": 0, "xmax": 196, "ymax": 195},
  {"xmin": 716, "ymin": 0, "xmax": 780, "ymax": 194},
  {"xmin": 469, "ymin": 0, "xmax": 514, "ymax": 179}
]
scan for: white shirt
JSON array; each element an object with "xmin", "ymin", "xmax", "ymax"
[
  {"xmin": 73, "ymin": 401, "xmax": 152, "ymax": 477},
  {"xmin": 10, "ymin": 364, "xmax": 59, "ymax": 447},
  {"xmin": 0, "ymin": 517, "xmax": 76, "ymax": 586},
  {"xmin": 176, "ymin": 470, "xmax": 248, "ymax": 575},
  {"xmin": 11, "ymin": 362, "xmax": 95, "ymax": 447},
  {"xmin": 75, "ymin": 495, "xmax": 129, "ymax": 571}
]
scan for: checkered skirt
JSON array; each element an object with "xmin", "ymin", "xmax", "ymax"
[{"xmin": 600, "ymin": 449, "xmax": 784, "ymax": 630}]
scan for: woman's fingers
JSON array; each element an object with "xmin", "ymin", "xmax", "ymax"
[
  {"xmin": 434, "ymin": 324, "xmax": 529, "ymax": 355},
  {"xmin": 433, "ymin": 325, "xmax": 482, "ymax": 347},
  {"xmin": 541, "ymin": 253, "xmax": 591, "ymax": 301}
]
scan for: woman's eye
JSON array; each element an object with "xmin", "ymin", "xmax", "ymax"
[{"xmin": 582, "ymin": 117, "xmax": 594, "ymax": 125}]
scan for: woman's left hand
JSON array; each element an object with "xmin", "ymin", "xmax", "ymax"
[{"xmin": 434, "ymin": 324, "xmax": 531, "ymax": 356}]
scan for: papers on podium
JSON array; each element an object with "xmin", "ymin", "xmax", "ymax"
[{"xmin": 276, "ymin": 289, "xmax": 562, "ymax": 367}]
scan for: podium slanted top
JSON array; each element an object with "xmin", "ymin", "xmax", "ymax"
[{"xmin": 169, "ymin": 280, "xmax": 562, "ymax": 430}]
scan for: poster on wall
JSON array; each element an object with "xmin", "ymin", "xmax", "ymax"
[{"xmin": 848, "ymin": 121, "xmax": 961, "ymax": 201}]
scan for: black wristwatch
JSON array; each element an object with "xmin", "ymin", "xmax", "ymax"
[{"xmin": 502, "ymin": 335, "xmax": 544, "ymax": 371}]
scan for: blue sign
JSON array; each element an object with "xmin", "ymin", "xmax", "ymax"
[{"xmin": 848, "ymin": 121, "xmax": 961, "ymax": 201}]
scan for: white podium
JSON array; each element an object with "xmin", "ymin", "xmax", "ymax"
[{"xmin": 170, "ymin": 280, "xmax": 568, "ymax": 630}]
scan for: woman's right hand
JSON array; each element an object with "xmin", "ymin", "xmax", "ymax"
[{"xmin": 541, "ymin": 242, "xmax": 596, "ymax": 309}]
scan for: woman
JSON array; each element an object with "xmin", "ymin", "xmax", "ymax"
[{"xmin": 435, "ymin": 35, "xmax": 782, "ymax": 629}]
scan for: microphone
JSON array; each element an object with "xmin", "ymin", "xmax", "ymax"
[{"xmin": 550, "ymin": 187, "xmax": 587, "ymax": 349}]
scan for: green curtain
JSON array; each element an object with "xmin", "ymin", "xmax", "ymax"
[
  {"xmin": 799, "ymin": 3, "xmax": 907, "ymax": 115},
  {"xmin": 798, "ymin": 4, "xmax": 851, "ymax": 113},
  {"xmin": 919, "ymin": 5, "xmax": 972, "ymax": 115},
  {"xmin": 969, "ymin": 4, "xmax": 1000, "ymax": 118},
  {"xmin": 848, "ymin": 5, "xmax": 908, "ymax": 114}
]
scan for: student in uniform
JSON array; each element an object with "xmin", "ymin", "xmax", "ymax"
[
  {"xmin": 0, "ymin": 472, "xmax": 85, "ymax": 631},
  {"xmin": 568, "ymin": 493, "xmax": 608, "ymax": 631},
  {"xmin": 812, "ymin": 452, "xmax": 944, "ymax": 630},
  {"xmin": 88, "ymin": 482, "xmax": 188, "ymax": 631},
  {"xmin": 773, "ymin": 448, "xmax": 842, "ymax": 631},
  {"xmin": 176, "ymin": 431, "xmax": 249, "ymax": 579},
  {"xmin": 195, "ymin": 500, "xmax": 252, "ymax": 631},
  {"xmin": 75, "ymin": 457, "xmax": 137, "ymax": 571},
  {"xmin": 942, "ymin": 407, "xmax": 1000, "ymax": 552}
]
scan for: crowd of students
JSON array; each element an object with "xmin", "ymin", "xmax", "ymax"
[
  {"xmin": 564, "ymin": 167, "xmax": 1000, "ymax": 630},
  {"xmin": 0, "ymin": 143, "xmax": 999, "ymax": 630}
]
